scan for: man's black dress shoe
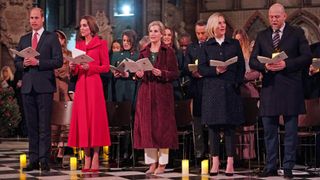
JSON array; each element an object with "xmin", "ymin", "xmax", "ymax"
[
  {"xmin": 284, "ymin": 169, "xmax": 293, "ymax": 179},
  {"xmin": 258, "ymin": 169, "xmax": 278, "ymax": 177},
  {"xmin": 40, "ymin": 162, "xmax": 50, "ymax": 172},
  {"xmin": 22, "ymin": 162, "xmax": 39, "ymax": 171},
  {"xmin": 209, "ymin": 172, "xmax": 218, "ymax": 176}
]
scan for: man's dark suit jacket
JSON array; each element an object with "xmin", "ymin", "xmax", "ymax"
[
  {"xmin": 303, "ymin": 42, "xmax": 320, "ymax": 99},
  {"xmin": 184, "ymin": 42, "xmax": 204, "ymax": 117},
  {"xmin": 249, "ymin": 24, "xmax": 312, "ymax": 116},
  {"xmin": 15, "ymin": 31, "xmax": 63, "ymax": 93}
]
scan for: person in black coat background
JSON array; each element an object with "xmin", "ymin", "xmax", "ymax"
[
  {"xmin": 303, "ymin": 42, "xmax": 320, "ymax": 99},
  {"xmin": 199, "ymin": 12, "xmax": 245, "ymax": 176},
  {"xmin": 249, "ymin": 3, "xmax": 312, "ymax": 178},
  {"xmin": 184, "ymin": 19, "xmax": 208, "ymax": 162},
  {"xmin": 15, "ymin": 7, "xmax": 63, "ymax": 172}
]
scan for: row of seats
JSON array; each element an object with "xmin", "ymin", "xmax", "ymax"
[{"xmin": 50, "ymin": 97, "xmax": 320, "ymax": 171}]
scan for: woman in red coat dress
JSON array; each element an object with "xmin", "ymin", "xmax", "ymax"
[
  {"xmin": 68, "ymin": 15, "xmax": 111, "ymax": 172},
  {"xmin": 134, "ymin": 21, "xmax": 179, "ymax": 175}
]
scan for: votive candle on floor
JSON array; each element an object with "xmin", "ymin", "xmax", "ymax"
[
  {"xmin": 182, "ymin": 159, "xmax": 189, "ymax": 175},
  {"xmin": 201, "ymin": 159, "xmax": 209, "ymax": 175},
  {"xmin": 20, "ymin": 154, "xmax": 27, "ymax": 168},
  {"xmin": 70, "ymin": 157, "xmax": 77, "ymax": 171}
]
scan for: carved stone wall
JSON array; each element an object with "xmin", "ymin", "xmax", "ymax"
[
  {"xmin": 0, "ymin": 0, "xmax": 33, "ymax": 69},
  {"xmin": 200, "ymin": 7, "xmax": 320, "ymax": 43},
  {"xmin": 96, "ymin": 10, "xmax": 113, "ymax": 48}
]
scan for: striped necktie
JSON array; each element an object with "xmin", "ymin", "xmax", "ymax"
[{"xmin": 273, "ymin": 29, "xmax": 280, "ymax": 49}]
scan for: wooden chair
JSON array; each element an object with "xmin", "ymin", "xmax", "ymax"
[
  {"xmin": 51, "ymin": 101, "xmax": 73, "ymax": 165},
  {"xmin": 107, "ymin": 101, "xmax": 133, "ymax": 168},
  {"xmin": 236, "ymin": 97, "xmax": 259, "ymax": 171},
  {"xmin": 279, "ymin": 98, "xmax": 320, "ymax": 172},
  {"xmin": 175, "ymin": 99, "xmax": 194, "ymax": 160}
]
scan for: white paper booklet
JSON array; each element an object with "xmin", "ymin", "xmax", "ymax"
[
  {"xmin": 312, "ymin": 58, "xmax": 320, "ymax": 68},
  {"xmin": 210, "ymin": 56, "xmax": 238, "ymax": 66},
  {"xmin": 110, "ymin": 58, "xmax": 154, "ymax": 73},
  {"xmin": 64, "ymin": 48, "xmax": 94, "ymax": 64},
  {"xmin": 110, "ymin": 61, "xmax": 126, "ymax": 72},
  {"xmin": 257, "ymin": 51, "xmax": 288, "ymax": 64},
  {"xmin": 10, "ymin": 47, "xmax": 40, "ymax": 58}
]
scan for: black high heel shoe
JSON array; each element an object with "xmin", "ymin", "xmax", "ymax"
[
  {"xmin": 225, "ymin": 172, "xmax": 233, "ymax": 176},
  {"xmin": 209, "ymin": 172, "xmax": 218, "ymax": 176}
]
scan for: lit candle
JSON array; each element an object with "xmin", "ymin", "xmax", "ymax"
[
  {"xmin": 103, "ymin": 153, "xmax": 109, "ymax": 161},
  {"xmin": 78, "ymin": 150, "xmax": 84, "ymax": 160},
  {"xmin": 181, "ymin": 159, "xmax": 189, "ymax": 175},
  {"xmin": 201, "ymin": 159, "xmax": 209, "ymax": 175},
  {"xmin": 20, "ymin": 154, "xmax": 27, "ymax": 168},
  {"xmin": 103, "ymin": 146, "xmax": 109, "ymax": 154},
  {"xmin": 70, "ymin": 157, "xmax": 77, "ymax": 171}
]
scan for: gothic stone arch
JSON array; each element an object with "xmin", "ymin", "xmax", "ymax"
[
  {"xmin": 287, "ymin": 9, "xmax": 320, "ymax": 44},
  {"xmin": 244, "ymin": 11, "xmax": 268, "ymax": 41}
]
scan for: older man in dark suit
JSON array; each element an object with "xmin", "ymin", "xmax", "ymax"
[
  {"xmin": 250, "ymin": 3, "xmax": 312, "ymax": 178},
  {"xmin": 15, "ymin": 7, "xmax": 63, "ymax": 172}
]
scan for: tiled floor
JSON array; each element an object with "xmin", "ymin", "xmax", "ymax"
[{"xmin": 0, "ymin": 141, "xmax": 319, "ymax": 179}]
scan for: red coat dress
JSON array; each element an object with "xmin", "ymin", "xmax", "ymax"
[
  {"xmin": 134, "ymin": 44, "xmax": 179, "ymax": 149},
  {"xmin": 68, "ymin": 36, "xmax": 111, "ymax": 148}
]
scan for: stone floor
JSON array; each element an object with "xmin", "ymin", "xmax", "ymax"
[{"xmin": 0, "ymin": 140, "xmax": 319, "ymax": 179}]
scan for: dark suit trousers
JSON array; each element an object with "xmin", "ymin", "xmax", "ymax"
[
  {"xmin": 208, "ymin": 125, "xmax": 235, "ymax": 157},
  {"xmin": 193, "ymin": 116, "xmax": 205, "ymax": 158},
  {"xmin": 22, "ymin": 91, "xmax": 53, "ymax": 164},
  {"xmin": 262, "ymin": 116, "xmax": 298, "ymax": 171}
]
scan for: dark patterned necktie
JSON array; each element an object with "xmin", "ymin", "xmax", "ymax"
[
  {"xmin": 32, "ymin": 32, "xmax": 38, "ymax": 49},
  {"xmin": 273, "ymin": 29, "xmax": 280, "ymax": 49}
]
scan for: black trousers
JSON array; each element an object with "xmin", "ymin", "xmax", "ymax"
[
  {"xmin": 193, "ymin": 116, "xmax": 205, "ymax": 158},
  {"xmin": 22, "ymin": 90, "xmax": 53, "ymax": 164},
  {"xmin": 208, "ymin": 125, "xmax": 235, "ymax": 157}
]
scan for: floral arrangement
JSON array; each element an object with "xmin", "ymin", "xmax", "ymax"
[{"xmin": 0, "ymin": 86, "xmax": 21, "ymax": 137}]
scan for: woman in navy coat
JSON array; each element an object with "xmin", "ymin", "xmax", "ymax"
[{"xmin": 199, "ymin": 12, "xmax": 245, "ymax": 176}]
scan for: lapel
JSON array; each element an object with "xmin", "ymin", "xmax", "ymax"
[
  {"xmin": 279, "ymin": 24, "xmax": 292, "ymax": 49},
  {"xmin": 36, "ymin": 31, "xmax": 48, "ymax": 51},
  {"xmin": 27, "ymin": 33, "xmax": 32, "ymax": 47},
  {"xmin": 265, "ymin": 27, "xmax": 274, "ymax": 50}
]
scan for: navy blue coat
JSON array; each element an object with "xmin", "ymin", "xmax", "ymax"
[
  {"xmin": 199, "ymin": 37, "xmax": 245, "ymax": 125},
  {"xmin": 250, "ymin": 24, "xmax": 312, "ymax": 116}
]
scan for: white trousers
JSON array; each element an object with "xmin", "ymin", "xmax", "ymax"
[{"xmin": 144, "ymin": 148, "xmax": 169, "ymax": 165}]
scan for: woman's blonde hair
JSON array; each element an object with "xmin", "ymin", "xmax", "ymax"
[
  {"xmin": 148, "ymin": 21, "xmax": 165, "ymax": 35},
  {"xmin": 1, "ymin": 66, "xmax": 14, "ymax": 81},
  {"xmin": 233, "ymin": 29, "xmax": 251, "ymax": 60},
  {"xmin": 206, "ymin": 12, "xmax": 224, "ymax": 38}
]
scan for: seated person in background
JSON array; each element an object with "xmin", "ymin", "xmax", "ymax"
[{"xmin": 0, "ymin": 66, "xmax": 15, "ymax": 88}]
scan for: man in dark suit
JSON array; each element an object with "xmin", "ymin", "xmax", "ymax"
[
  {"xmin": 184, "ymin": 19, "xmax": 207, "ymax": 164},
  {"xmin": 250, "ymin": 3, "xmax": 312, "ymax": 178},
  {"xmin": 15, "ymin": 7, "xmax": 63, "ymax": 172},
  {"xmin": 303, "ymin": 42, "xmax": 320, "ymax": 99}
]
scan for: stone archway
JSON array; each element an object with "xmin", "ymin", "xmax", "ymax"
[
  {"xmin": 287, "ymin": 10, "xmax": 320, "ymax": 44},
  {"xmin": 244, "ymin": 11, "xmax": 268, "ymax": 41}
]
